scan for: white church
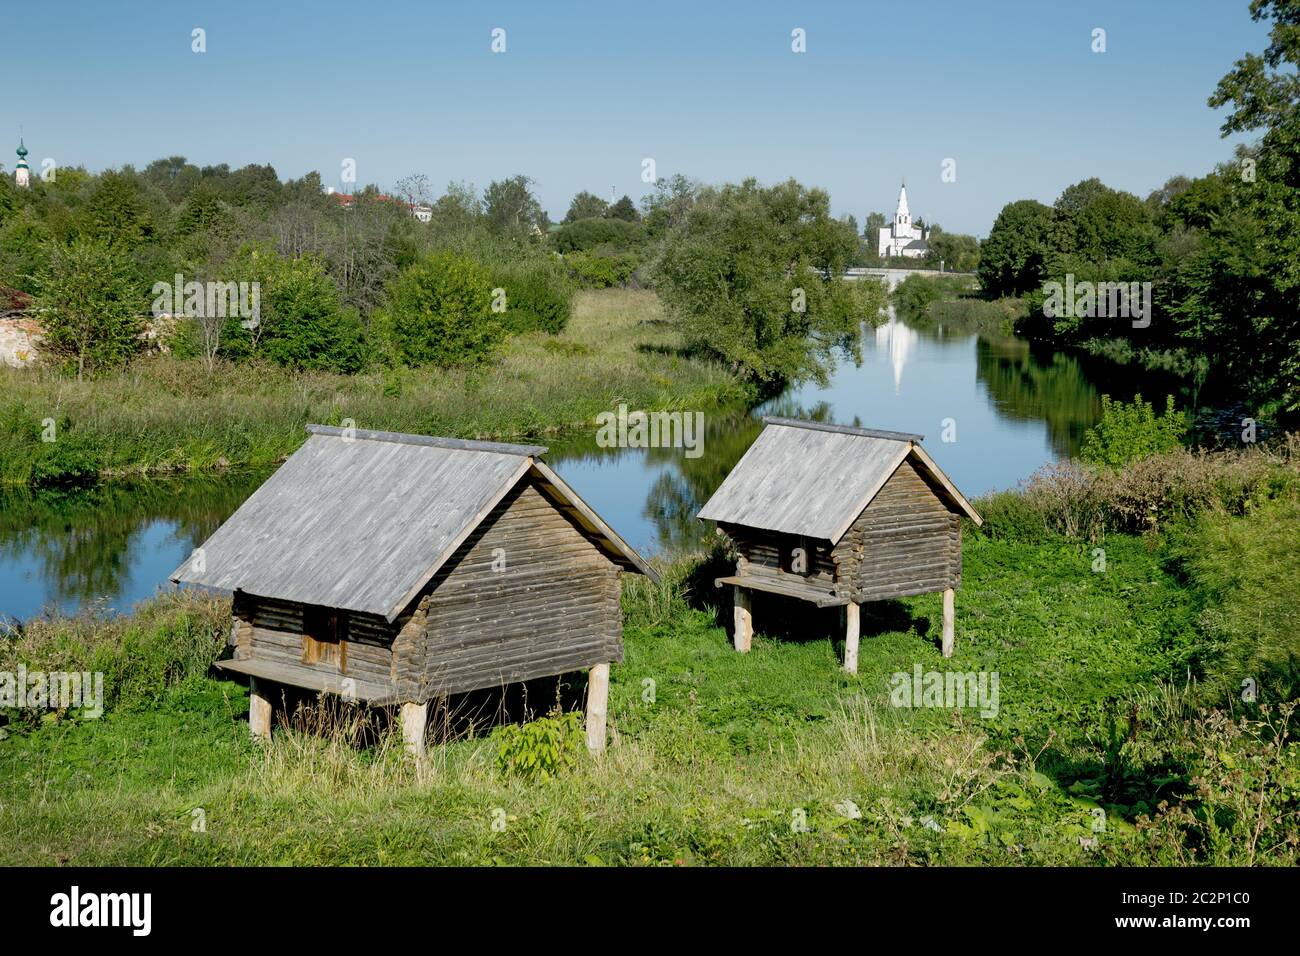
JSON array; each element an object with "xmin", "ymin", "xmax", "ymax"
[{"xmin": 877, "ymin": 182, "xmax": 928, "ymax": 258}]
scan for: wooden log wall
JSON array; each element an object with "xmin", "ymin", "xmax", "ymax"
[
  {"xmin": 724, "ymin": 523, "xmax": 838, "ymax": 588},
  {"xmin": 229, "ymin": 592, "xmax": 397, "ymax": 688},
  {"xmin": 417, "ymin": 478, "xmax": 623, "ymax": 698},
  {"xmin": 832, "ymin": 458, "xmax": 962, "ymax": 601}
]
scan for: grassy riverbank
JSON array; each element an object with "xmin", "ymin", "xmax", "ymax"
[
  {"xmin": 0, "ymin": 289, "xmax": 744, "ymax": 486},
  {"xmin": 4, "ymin": 448, "xmax": 1297, "ymax": 866}
]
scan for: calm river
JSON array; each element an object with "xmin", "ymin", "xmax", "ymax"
[{"xmin": 0, "ymin": 311, "xmax": 1186, "ymax": 621}]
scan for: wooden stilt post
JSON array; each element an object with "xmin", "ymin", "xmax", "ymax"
[
  {"xmin": 733, "ymin": 586, "xmax": 753, "ymax": 653},
  {"xmin": 586, "ymin": 662, "xmax": 610, "ymax": 756},
  {"xmin": 844, "ymin": 602, "xmax": 860, "ymax": 674},
  {"xmin": 942, "ymin": 587, "xmax": 955, "ymax": 658},
  {"xmin": 401, "ymin": 701, "xmax": 429, "ymax": 758},
  {"xmin": 248, "ymin": 676, "xmax": 272, "ymax": 741}
]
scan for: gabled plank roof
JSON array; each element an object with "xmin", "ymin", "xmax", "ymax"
[
  {"xmin": 172, "ymin": 425, "xmax": 655, "ymax": 621},
  {"xmin": 696, "ymin": 416, "xmax": 982, "ymax": 542}
]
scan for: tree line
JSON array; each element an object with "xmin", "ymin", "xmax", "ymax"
[
  {"xmin": 978, "ymin": 0, "xmax": 1300, "ymax": 420},
  {"xmin": 0, "ymin": 160, "xmax": 886, "ymax": 394}
]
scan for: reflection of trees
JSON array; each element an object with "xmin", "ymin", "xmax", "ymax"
[
  {"xmin": 642, "ymin": 411, "xmax": 764, "ymax": 552},
  {"xmin": 0, "ymin": 473, "xmax": 265, "ymax": 609},
  {"xmin": 549, "ymin": 400, "xmax": 863, "ymax": 555},
  {"xmin": 547, "ymin": 407, "xmax": 766, "ymax": 554},
  {"xmin": 973, "ymin": 335, "xmax": 1193, "ymax": 458}
]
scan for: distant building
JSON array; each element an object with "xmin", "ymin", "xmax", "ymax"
[
  {"xmin": 331, "ymin": 191, "xmax": 432, "ymax": 222},
  {"xmin": 14, "ymin": 138, "xmax": 30, "ymax": 188},
  {"xmin": 877, "ymin": 183, "xmax": 927, "ymax": 258}
]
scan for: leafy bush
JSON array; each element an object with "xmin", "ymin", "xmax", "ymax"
[
  {"xmin": 890, "ymin": 273, "xmax": 975, "ymax": 322},
  {"xmin": 0, "ymin": 592, "xmax": 229, "ymax": 725},
  {"xmin": 381, "ymin": 251, "xmax": 502, "ymax": 367},
  {"xmin": 926, "ymin": 296, "xmax": 1023, "ymax": 335},
  {"xmin": 550, "ymin": 217, "xmax": 646, "ymax": 253},
  {"xmin": 30, "ymin": 439, "xmax": 103, "ymax": 488},
  {"xmin": 563, "ymin": 250, "xmax": 641, "ymax": 289},
  {"xmin": 258, "ymin": 256, "xmax": 368, "ymax": 373},
  {"xmin": 491, "ymin": 711, "xmax": 585, "ymax": 781},
  {"xmin": 1127, "ymin": 694, "xmax": 1299, "ymax": 866},
  {"xmin": 32, "ymin": 237, "xmax": 144, "ymax": 380},
  {"xmin": 1080, "ymin": 394, "xmax": 1187, "ymax": 467},
  {"xmin": 493, "ymin": 262, "xmax": 573, "ymax": 334}
]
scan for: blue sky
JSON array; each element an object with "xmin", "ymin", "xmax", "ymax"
[{"xmin": 7, "ymin": 1, "xmax": 1270, "ymax": 235}]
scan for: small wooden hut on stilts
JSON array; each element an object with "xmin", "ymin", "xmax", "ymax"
[
  {"xmin": 696, "ymin": 417, "xmax": 982, "ymax": 670},
  {"xmin": 172, "ymin": 425, "xmax": 657, "ymax": 757}
]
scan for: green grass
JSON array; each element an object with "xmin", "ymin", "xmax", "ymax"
[
  {"xmin": 0, "ymin": 288, "xmax": 746, "ymax": 486},
  {"xmin": 4, "ymin": 527, "xmax": 1294, "ymax": 866}
]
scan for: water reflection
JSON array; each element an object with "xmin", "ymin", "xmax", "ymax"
[
  {"xmin": 0, "ymin": 314, "xmax": 1197, "ymax": 620},
  {"xmin": 874, "ymin": 315, "xmax": 918, "ymax": 395},
  {"xmin": 0, "ymin": 474, "xmax": 267, "ymax": 622}
]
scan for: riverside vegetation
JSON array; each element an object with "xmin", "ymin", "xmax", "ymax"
[
  {"xmin": 0, "ymin": 288, "xmax": 744, "ymax": 486},
  {"xmin": 3, "ymin": 428, "xmax": 1297, "ymax": 866}
]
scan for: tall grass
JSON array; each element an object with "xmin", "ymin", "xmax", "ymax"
[
  {"xmin": 3, "ymin": 444, "xmax": 1298, "ymax": 866},
  {"xmin": 0, "ymin": 289, "xmax": 745, "ymax": 486},
  {"xmin": 973, "ymin": 433, "xmax": 1300, "ymax": 542},
  {"xmin": 0, "ymin": 590, "xmax": 227, "ymax": 723}
]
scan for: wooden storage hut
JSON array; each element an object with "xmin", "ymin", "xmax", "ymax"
[
  {"xmin": 696, "ymin": 417, "xmax": 982, "ymax": 670},
  {"xmin": 171, "ymin": 424, "xmax": 657, "ymax": 756}
]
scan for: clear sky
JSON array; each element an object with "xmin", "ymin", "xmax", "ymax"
[{"xmin": 7, "ymin": 0, "xmax": 1271, "ymax": 235}]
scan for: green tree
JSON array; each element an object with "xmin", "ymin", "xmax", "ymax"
[
  {"xmin": 563, "ymin": 190, "xmax": 608, "ymax": 223},
  {"xmin": 32, "ymin": 238, "xmax": 142, "ymax": 380},
  {"xmin": 977, "ymin": 199, "xmax": 1054, "ymax": 297},
  {"xmin": 863, "ymin": 211, "xmax": 887, "ymax": 237},
  {"xmin": 0, "ymin": 212, "xmax": 54, "ymax": 294},
  {"xmin": 174, "ymin": 184, "xmax": 232, "ymax": 237},
  {"xmin": 653, "ymin": 178, "xmax": 879, "ymax": 390},
  {"xmin": 641, "ymin": 174, "xmax": 700, "ymax": 237},
  {"xmin": 483, "ymin": 175, "xmax": 546, "ymax": 235},
  {"xmin": 382, "ymin": 250, "xmax": 501, "ymax": 366},
  {"xmin": 258, "ymin": 255, "xmax": 366, "ymax": 372},
  {"xmin": 82, "ymin": 170, "xmax": 153, "ymax": 246},
  {"xmin": 1052, "ymin": 179, "xmax": 1159, "ymax": 265},
  {"xmin": 608, "ymin": 194, "xmax": 640, "ymax": 222},
  {"xmin": 926, "ymin": 231, "xmax": 980, "ymax": 272},
  {"xmin": 1204, "ymin": 0, "xmax": 1300, "ymax": 413}
]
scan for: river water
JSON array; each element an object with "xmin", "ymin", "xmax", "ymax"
[{"xmin": 0, "ymin": 311, "xmax": 1182, "ymax": 622}]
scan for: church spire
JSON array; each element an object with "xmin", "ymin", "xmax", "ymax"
[
  {"xmin": 14, "ymin": 136, "xmax": 30, "ymax": 188},
  {"xmin": 895, "ymin": 182, "xmax": 910, "ymax": 226}
]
